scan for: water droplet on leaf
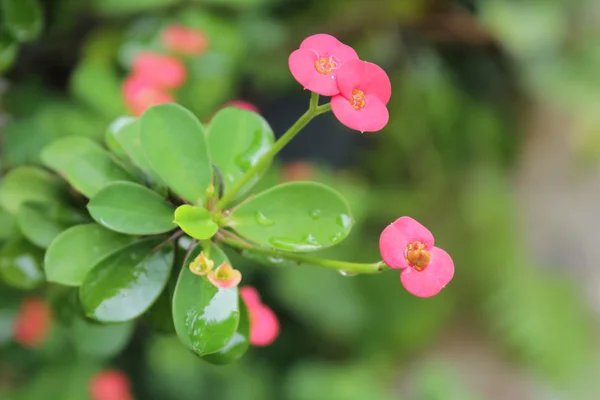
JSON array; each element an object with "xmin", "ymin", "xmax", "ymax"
[
  {"xmin": 336, "ymin": 214, "xmax": 353, "ymax": 229},
  {"xmin": 254, "ymin": 211, "xmax": 274, "ymax": 226},
  {"xmin": 339, "ymin": 270, "xmax": 357, "ymax": 277},
  {"xmin": 309, "ymin": 209, "xmax": 321, "ymax": 220}
]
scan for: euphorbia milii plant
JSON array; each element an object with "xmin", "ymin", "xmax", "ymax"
[{"xmin": 0, "ymin": 32, "xmax": 454, "ymax": 367}]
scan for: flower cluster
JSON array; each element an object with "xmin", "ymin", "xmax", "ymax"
[
  {"xmin": 240, "ymin": 286, "xmax": 279, "ymax": 347},
  {"xmin": 288, "ymin": 34, "xmax": 391, "ymax": 133},
  {"xmin": 189, "ymin": 251, "xmax": 242, "ymax": 289},
  {"xmin": 122, "ymin": 24, "xmax": 207, "ymax": 116},
  {"xmin": 379, "ymin": 217, "xmax": 454, "ymax": 298}
]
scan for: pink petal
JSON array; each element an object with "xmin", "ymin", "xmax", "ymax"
[
  {"xmin": 89, "ymin": 370, "xmax": 133, "ymax": 400},
  {"xmin": 249, "ymin": 305, "xmax": 279, "ymax": 347},
  {"xmin": 379, "ymin": 216, "xmax": 435, "ymax": 269},
  {"xmin": 207, "ymin": 269, "xmax": 242, "ymax": 289},
  {"xmin": 223, "ymin": 100, "xmax": 260, "ymax": 113},
  {"xmin": 12, "ymin": 297, "xmax": 52, "ymax": 348},
  {"xmin": 161, "ymin": 25, "xmax": 208, "ymax": 56},
  {"xmin": 299, "ymin": 33, "xmax": 342, "ymax": 53},
  {"xmin": 337, "ymin": 60, "xmax": 391, "ymax": 105},
  {"xmin": 132, "ymin": 52, "xmax": 187, "ymax": 89},
  {"xmin": 400, "ymin": 246, "xmax": 454, "ymax": 298},
  {"xmin": 331, "ymin": 94, "xmax": 389, "ymax": 132},
  {"xmin": 288, "ymin": 48, "xmax": 340, "ymax": 96},
  {"xmin": 240, "ymin": 285, "xmax": 262, "ymax": 308},
  {"xmin": 122, "ymin": 75, "xmax": 174, "ymax": 116}
]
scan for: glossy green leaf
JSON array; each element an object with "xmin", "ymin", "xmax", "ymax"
[
  {"xmin": 16, "ymin": 202, "xmax": 76, "ymax": 248},
  {"xmin": 0, "ymin": 237, "xmax": 44, "ymax": 289},
  {"xmin": 45, "ymin": 223, "xmax": 137, "ymax": 286},
  {"xmin": 88, "ymin": 182, "xmax": 176, "ymax": 235},
  {"xmin": 72, "ymin": 317, "xmax": 134, "ymax": 358},
  {"xmin": 71, "ymin": 58, "xmax": 127, "ymax": 119},
  {"xmin": 207, "ymin": 107, "xmax": 274, "ymax": 198},
  {"xmin": 106, "ymin": 117, "xmax": 164, "ymax": 183},
  {"xmin": 80, "ymin": 239, "xmax": 174, "ymax": 322},
  {"xmin": 0, "ymin": 32, "xmax": 17, "ymax": 73},
  {"xmin": 0, "ymin": 166, "xmax": 62, "ymax": 214},
  {"xmin": 202, "ymin": 297, "xmax": 249, "ymax": 365},
  {"xmin": 41, "ymin": 136, "xmax": 136, "ymax": 198},
  {"xmin": 104, "ymin": 116, "xmax": 130, "ymax": 158},
  {"xmin": 140, "ymin": 103, "xmax": 212, "ymax": 204},
  {"xmin": 0, "ymin": 207, "xmax": 16, "ymax": 240},
  {"xmin": 172, "ymin": 244, "xmax": 240, "ymax": 356},
  {"xmin": 228, "ymin": 182, "xmax": 353, "ymax": 252},
  {"xmin": 173, "ymin": 205, "xmax": 218, "ymax": 240},
  {"xmin": 1, "ymin": 0, "xmax": 42, "ymax": 42}
]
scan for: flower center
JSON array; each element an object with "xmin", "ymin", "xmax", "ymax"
[
  {"xmin": 405, "ymin": 241, "xmax": 431, "ymax": 271},
  {"xmin": 350, "ymin": 89, "xmax": 366, "ymax": 110},
  {"xmin": 314, "ymin": 56, "xmax": 337, "ymax": 75},
  {"xmin": 216, "ymin": 264, "xmax": 233, "ymax": 280}
]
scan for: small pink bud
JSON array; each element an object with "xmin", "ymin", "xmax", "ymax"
[
  {"xmin": 379, "ymin": 216, "xmax": 454, "ymax": 298},
  {"xmin": 161, "ymin": 25, "xmax": 209, "ymax": 56},
  {"xmin": 207, "ymin": 262, "xmax": 242, "ymax": 289},
  {"xmin": 240, "ymin": 285, "xmax": 279, "ymax": 347},
  {"xmin": 131, "ymin": 51, "xmax": 186, "ymax": 89},
  {"xmin": 89, "ymin": 370, "xmax": 133, "ymax": 400},
  {"xmin": 12, "ymin": 297, "xmax": 52, "ymax": 348},
  {"xmin": 222, "ymin": 100, "xmax": 260, "ymax": 114}
]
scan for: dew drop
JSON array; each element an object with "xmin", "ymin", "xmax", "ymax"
[
  {"xmin": 336, "ymin": 214, "xmax": 353, "ymax": 229},
  {"xmin": 330, "ymin": 232, "xmax": 344, "ymax": 243},
  {"xmin": 309, "ymin": 209, "xmax": 321, "ymax": 220},
  {"xmin": 339, "ymin": 270, "xmax": 357, "ymax": 277},
  {"xmin": 254, "ymin": 211, "xmax": 275, "ymax": 226},
  {"xmin": 269, "ymin": 235, "xmax": 321, "ymax": 251}
]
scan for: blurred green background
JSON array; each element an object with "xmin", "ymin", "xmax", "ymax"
[{"xmin": 2, "ymin": 0, "xmax": 600, "ymax": 399}]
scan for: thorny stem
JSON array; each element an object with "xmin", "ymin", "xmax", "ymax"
[
  {"xmin": 213, "ymin": 91, "xmax": 331, "ymax": 212},
  {"xmin": 218, "ymin": 236, "xmax": 389, "ymax": 275}
]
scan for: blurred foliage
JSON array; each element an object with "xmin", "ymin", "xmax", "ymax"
[{"xmin": 1, "ymin": 0, "xmax": 600, "ymax": 399}]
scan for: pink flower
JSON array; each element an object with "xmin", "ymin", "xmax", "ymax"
[
  {"xmin": 89, "ymin": 370, "xmax": 133, "ymax": 400},
  {"xmin": 379, "ymin": 217, "xmax": 454, "ymax": 298},
  {"xmin": 207, "ymin": 262, "xmax": 242, "ymax": 289},
  {"xmin": 131, "ymin": 51, "xmax": 186, "ymax": 89},
  {"xmin": 222, "ymin": 100, "xmax": 260, "ymax": 114},
  {"xmin": 240, "ymin": 286, "xmax": 279, "ymax": 347},
  {"xmin": 288, "ymin": 34, "xmax": 359, "ymax": 96},
  {"xmin": 161, "ymin": 25, "xmax": 208, "ymax": 56},
  {"xmin": 331, "ymin": 59, "xmax": 391, "ymax": 133},
  {"xmin": 122, "ymin": 75, "xmax": 174, "ymax": 116},
  {"xmin": 12, "ymin": 297, "xmax": 52, "ymax": 348}
]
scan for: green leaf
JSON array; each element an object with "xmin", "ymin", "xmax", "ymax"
[
  {"xmin": 45, "ymin": 223, "xmax": 137, "ymax": 286},
  {"xmin": 173, "ymin": 205, "xmax": 218, "ymax": 240},
  {"xmin": 104, "ymin": 116, "xmax": 130, "ymax": 158},
  {"xmin": 140, "ymin": 103, "xmax": 212, "ymax": 204},
  {"xmin": 72, "ymin": 317, "xmax": 134, "ymax": 358},
  {"xmin": 70, "ymin": 58, "xmax": 126, "ymax": 119},
  {"xmin": 0, "ymin": 237, "xmax": 44, "ymax": 289},
  {"xmin": 0, "ymin": 207, "xmax": 16, "ymax": 240},
  {"xmin": 207, "ymin": 107, "xmax": 274, "ymax": 198},
  {"xmin": 16, "ymin": 202, "xmax": 77, "ymax": 248},
  {"xmin": 227, "ymin": 182, "xmax": 353, "ymax": 252},
  {"xmin": 106, "ymin": 117, "xmax": 164, "ymax": 183},
  {"xmin": 1, "ymin": 0, "xmax": 43, "ymax": 42},
  {"xmin": 93, "ymin": 0, "xmax": 178, "ymax": 15},
  {"xmin": 0, "ymin": 166, "xmax": 63, "ymax": 214},
  {"xmin": 202, "ymin": 296, "xmax": 249, "ymax": 365},
  {"xmin": 172, "ymin": 244, "xmax": 240, "ymax": 356},
  {"xmin": 79, "ymin": 238, "xmax": 174, "ymax": 322},
  {"xmin": 88, "ymin": 182, "xmax": 176, "ymax": 235},
  {"xmin": 41, "ymin": 136, "xmax": 136, "ymax": 198},
  {"xmin": 0, "ymin": 32, "xmax": 17, "ymax": 73}
]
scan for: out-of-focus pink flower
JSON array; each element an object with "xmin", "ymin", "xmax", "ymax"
[
  {"xmin": 379, "ymin": 217, "xmax": 454, "ymax": 298},
  {"xmin": 12, "ymin": 297, "xmax": 52, "ymax": 348},
  {"xmin": 331, "ymin": 59, "xmax": 391, "ymax": 133},
  {"xmin": 122, "ymin": 75, "xmax": 174, "ymax": 116},
  {"xmin": 282, "ymin": 161, "xmax": 314, "ymax": 182},
  {"xmin": 207, "ymin": 262, "xmax": 242, "ymax": 289},
  {"xmin": 89, "ymin": 370, "xmax": 133, "ymax": 400},
  {"xmin": 222, "ymin": 100, "xmax": 260, "ymax": 114},
  {"xmin": 161, "ymin": 25, "xmax": 208, "ymax": 56},
  {"xmin": 288, "ymin": 34, "xmax": 359, "ymax": 96},
  {"xmin": 240, "ymin": 286, "xmax": 279, "ymax": 347},
  {"xmin": 131, "ymin": 51, "xmax": 186, "ymax": 89}
]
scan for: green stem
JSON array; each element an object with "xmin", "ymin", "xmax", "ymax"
[
  {"xmin": 219, "ymin": 236, "xmax": 389, "ymax": 275},
  {"xmin": 213, "ymin": 92, "xmax": 328, "ymax": 212}
]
